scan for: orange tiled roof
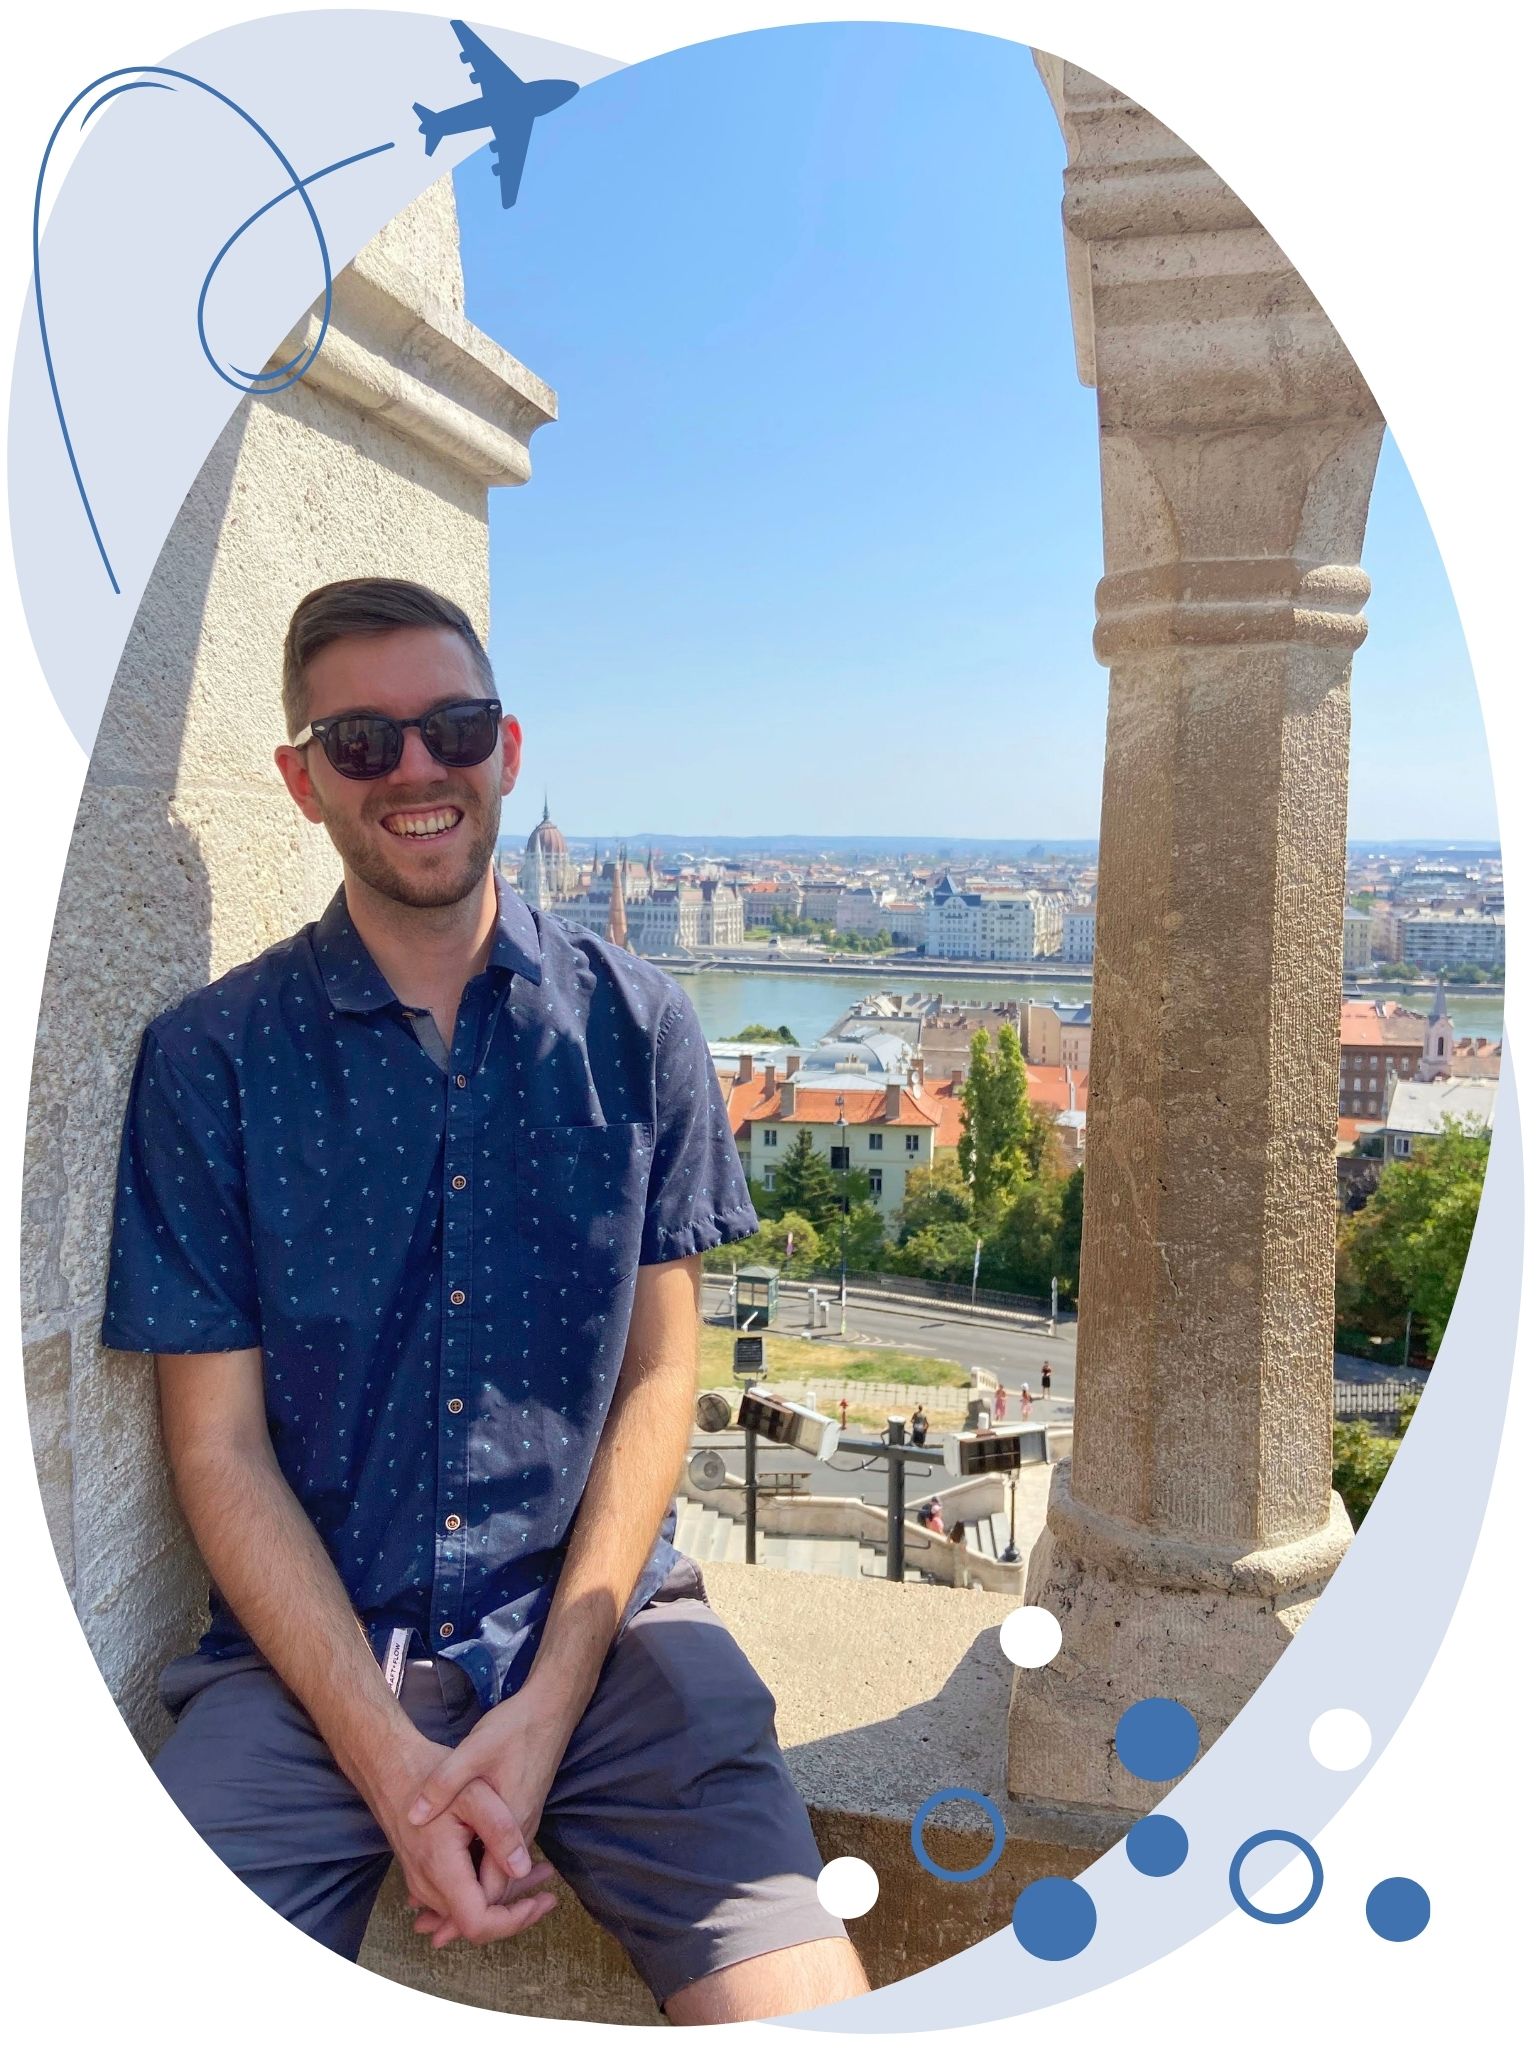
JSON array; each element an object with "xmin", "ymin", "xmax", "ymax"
[
  {"xmin": 743, "ymin": 1084, "xmax": 938, "ymax": 1129},
  {"xmin": 1337, "ymin": 1116, "xmax": 1384, "ymax": 1148},
  {"xmin": 916, "ymin": 1066, "xmax": 1090, "ymax": 1148},
  {"xmin": 1340, "ymin": 999, "xmax": 1424, "ymax": 1049}
]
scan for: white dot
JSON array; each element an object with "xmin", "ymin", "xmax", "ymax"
[
  {"xmin": 999, "ymin": 1605, "xmax": 1062, "ymax": 1669},
  {"xmin": 817, "ymin": 1857, "xmax": 879, "ymax": 1920},
  {"xmin": 1309, "ymin": 1707, "xmax": 1372, "ymax": 1771}
]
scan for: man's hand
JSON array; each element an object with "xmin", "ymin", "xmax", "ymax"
[
  {"xmin": 404, "ymin": 1689, "xmax": 570, "ymax": 1943},
  {"xmin": 363, "ymin": 1728, "xmax": 560, "ymax": 1950}
]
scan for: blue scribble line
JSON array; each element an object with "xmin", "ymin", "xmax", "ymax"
[{"xmin": 32, "ymin": 66, "xmax": 395, "ymax": 594}]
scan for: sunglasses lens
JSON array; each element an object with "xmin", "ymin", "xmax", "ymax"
[
  {"xmin": 323, "ymin": 716, "xmax": 401, "ymax": 779},
  {"xmin": 421, "ymin": 701, "xmax": 501, "ymax": 767}
]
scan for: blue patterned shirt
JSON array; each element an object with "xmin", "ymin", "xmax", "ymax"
[{"xmin": 102, "ymin": 879, "xmax": 756, "ymax": 1705}]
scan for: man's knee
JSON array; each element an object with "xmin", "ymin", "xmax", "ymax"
[{"xmin": 664, "ymin": 1936, "xmax": 869, "ymax": 2025}]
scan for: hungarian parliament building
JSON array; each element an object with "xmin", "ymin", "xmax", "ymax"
[{"xmin": 513, "ymin": 801, "xmax": 745, "ymax": 954}]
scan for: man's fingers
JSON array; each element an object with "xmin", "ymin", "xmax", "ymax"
[
  {"xmin": 433, "ymin": 1889, "xmax": 559, "ymax": 1949},
  {"xmin": 457, "ymin": 1778, "xmax": 533, "ymax": 1881},
  {"xmin": 407, "ymin": 1750, "xmax": 479, "ymax": 1827}
]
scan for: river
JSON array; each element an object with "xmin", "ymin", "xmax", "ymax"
[{"xmin": 680, "ymin": 967, "xmax": 1505, "ymax": 1049}]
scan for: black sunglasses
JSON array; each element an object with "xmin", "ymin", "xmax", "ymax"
[{"xmin": 294, "ymin": 698, "xmax": 504, "ymax": 780}]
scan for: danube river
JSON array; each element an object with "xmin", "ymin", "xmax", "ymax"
[{"xmin": 681, "ymin": 967, "xmax": 1506, "ymax": 1050}]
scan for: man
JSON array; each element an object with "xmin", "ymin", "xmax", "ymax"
[
  {"xmin": 103, "ymin": 578, "xmax": 869, "ymax": 2022},
  {"xmin": 909, "ymin": 1403, "xmax": 929, "ymax": 1447}
]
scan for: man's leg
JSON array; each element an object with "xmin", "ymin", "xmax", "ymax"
[
  {"xmin": 152, "ymin": 1652, "xmax": 480, "ymax": 1959},
  {"xmin": 533, "ymin": 1562, "xmax": 869, "ymax": 2022}
]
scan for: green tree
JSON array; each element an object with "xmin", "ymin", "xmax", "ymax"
[
  {"xmin": 771, "ymin": 1128, "xmax": 843, "ymax": 1234},
  {"xmin": 1055, "ymin": 1167, "xmax": 1084, "ymax": 1300},
  {"xmin": 888, "ymin": 1221, "xmax": 978, "ymax": 1285},
  {"xmin": 893, "ymin": 1157, "xmax": 973, "ymax": 1241},
  {"xmin": 958, "ymin": 1026, "xmax": 1053, "ymax": 1227},
  {"xmin": 1336, "ymin": 1120, "xmax": 1490, "ymax": 1357},
  {"xmin": 735, "ymin": 1023, "xmax": 797, "ymax": 1043},
  {"xmin": 748, "ymin": 1212, "xmax": 821, "ymax": 1275},
  {"xmin": 988, "ymin": 1173, "xmax": 1065, "ymax": 1296},
  {"xmin": 1332, "ymin": 1391, "xmax": 1420, "ymax": 1528}
]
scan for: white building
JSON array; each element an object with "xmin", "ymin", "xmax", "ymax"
[
  {"xmin": 1390, "ymin": 911, "xmax": 1505, "ymax": 970},
  {"xmin": 1380, "ymin": 1073, "xmax": 1497, "ymax": 1160},
  {"xmin": 835, "ymin": 886, "xmax": 894, "ymax": 937},
  {"xmin": 1342, "ymin": 907, "xmax": 1373, "ymax": 972},
  {"xmin": 1061, "ymin": 907, "xmax": 1097, "ymax": 964},
  {"xmin": 925, "ymin": 889, "xmax": 1061, "ymax": 962}
]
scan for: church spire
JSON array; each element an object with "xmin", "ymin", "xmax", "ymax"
[{"xmin": 1417, "ymin": 977, "xmax": 1454, "ymax": 1082}]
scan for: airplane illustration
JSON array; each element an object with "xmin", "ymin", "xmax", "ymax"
[{"xmin": 413, "ymin": 19, "xmax": 578, "ymax": 208}]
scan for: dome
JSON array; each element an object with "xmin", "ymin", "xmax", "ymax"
[{"xmin": 526, "ymin": 799, "xmax": 567, "ymax": 859}]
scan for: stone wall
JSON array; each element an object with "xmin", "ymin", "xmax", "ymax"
[{"xmin": 21, "ymin": 177, "xmax": 554, "ymax": 1749}]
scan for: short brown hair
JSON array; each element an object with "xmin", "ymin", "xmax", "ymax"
[{"xmin": 281, "ymin": 578, "xmax": 495, "ymax": 737}]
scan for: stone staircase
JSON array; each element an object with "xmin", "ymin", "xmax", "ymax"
[{"xmin": 672, "ymin": 1497, "xmax": 930, "ymax": 1581}]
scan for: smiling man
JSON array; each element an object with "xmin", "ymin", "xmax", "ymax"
[{"xmin": 102, "ymin": 577, "xmax": 868, "ymax": 2022}]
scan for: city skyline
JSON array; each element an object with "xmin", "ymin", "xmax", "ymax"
[{"xmin": 459, "ymin": 22, "xmax": 1496, "ymax": 844}]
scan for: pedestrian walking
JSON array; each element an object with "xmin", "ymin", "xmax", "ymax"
[
  {"xmin": 910, "ymin": 1404, "xmax": 929, "ymax": 1446},
  {"xmin": 1020, "ymin": 1379, "xmax": 1033, "ymax": 1418},
  {"xmin": 1040, "ymin": 1361, "xmax": 1052, "ymax": 1396},
  {"xmin": 993, "ymin": 1384, "xmax": 1007, "ymax": 1423},
  {"xmin": 838, "ymin": 1396, "xmax": 848, "ymax": 1430}
]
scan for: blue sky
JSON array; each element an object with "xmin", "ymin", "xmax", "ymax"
[{"xmin": 456, "ymin": 21, "xmax": 1495, "ymax": 847}]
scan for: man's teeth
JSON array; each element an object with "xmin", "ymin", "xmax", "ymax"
[{"xmin": 383, "ymin": 808, "xmax": 462, "ymax": 839}]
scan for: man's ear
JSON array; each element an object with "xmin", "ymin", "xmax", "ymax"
[
  {"xmin": 274, "ymin": 742, "xmax": 326, "ymax": 824},
  {"xmin": 500, "ymin": 714, "xmax": 524, "ymax": 799}
]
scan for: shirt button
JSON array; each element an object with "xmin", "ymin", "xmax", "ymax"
[
  {"xmin": 447, "ymin": 1398, "xmax": 464, "ymax": 1414},
  {"xmin": 439, "ymin": 1622, "xmax": 455, "ymax": 1639},
  {"xmin": 444, "ymin": 1514, "xmax": 461, "ymax": 1531},
  {"xmin": 450, "ymin": 1289, "xmax": 466, "ymax": 1305},
  {"xmin": 455, "ymin": 1074, "xmax": 468, "ymax": 1089},
  {"xmin": 452, "ymin": 1175, "xmax": 467, "ymax": 1190}
]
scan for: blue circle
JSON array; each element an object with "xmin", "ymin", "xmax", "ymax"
[
  {"xmin": 1126, "ymin": 1814, "xmax": 1189, "ymax": 1877},
  {"xmin": 1366, "ymin": 1877, "xmax": 1430, "ymax": 1942},
  {"xmin": 1228, "ymin": 1830, "xmax": 1325, "ymax": 1924},
  {"xmin": 1115, "ymin": 1698, "xmax": 1200, "ymax": 1782},
  {"xmin": 909, "ymin": 1788, "xmax": 1006, "ymax": 1883},
  {"xmin": 1012, "ymin": 1876, "xmax": 1098, "ymax": 1960}
]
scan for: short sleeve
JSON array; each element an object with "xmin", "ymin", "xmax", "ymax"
[
  {"xmin": 100, "ymin": 1028, "xmax": 262, "ymax": 1354},
  {"xmin": 639, "ymin": 991, "xmax": 758, "ymax": 1265}
]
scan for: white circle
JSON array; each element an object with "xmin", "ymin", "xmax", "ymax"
[
  {"xmin": 999, "ymin": 1604, "xmax": 1063, "ymax": 1669},
  {"xmin": 1308, "ymin": 1707, "xmax": 1372, "ymax": 1771},
  {"xmin": 817, "ymin": 1857, "xmax": 880, "ymax": 1919}
]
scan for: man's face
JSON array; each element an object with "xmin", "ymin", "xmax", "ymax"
[{"xmin": 275, "ymin": 626, "xmax": 521, "ymax": 911}]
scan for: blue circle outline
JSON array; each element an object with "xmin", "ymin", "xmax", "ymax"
[
  {"xmin": 910, "ymin": 1787, "xmax": 1006, "ymax": 1883},
  {"xmin": 1228, "ymin": 1829, "xmax": 1324, "ymax": 1924}
]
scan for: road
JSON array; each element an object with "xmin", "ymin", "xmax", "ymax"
[
  {"xmin": 694, "ymin": 1279, "xmax": 1073, "ymax": 1508},
  {"xmin": 700, "ymin": 1275, "xmax": 1077, "ymax": 1419}
]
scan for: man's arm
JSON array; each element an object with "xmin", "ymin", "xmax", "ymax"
[
  {"xmin": 404, "ymin": 1255, "xmax": 702, "ymax": 1881},
  {"xmin": 157, "ymin": 1349, "xmax": 555, "ymax": 1944}
]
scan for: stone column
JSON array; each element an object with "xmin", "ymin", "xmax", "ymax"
[{"xmin": 1010, "ymin": 59, "xmax": 1380, "ymax": 1814}]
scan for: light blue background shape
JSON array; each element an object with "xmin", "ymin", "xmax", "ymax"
[{"xmin": 6, "ymin": 8, "xmax": 1519, "ymax": 2028}]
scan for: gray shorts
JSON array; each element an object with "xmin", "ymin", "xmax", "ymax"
[{"xmin": 152, "ymin": 1560, "xmax": 844, "ymax": 2005}]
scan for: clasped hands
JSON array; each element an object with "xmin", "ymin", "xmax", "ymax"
[{"xmin": 375, "ymin": 1693, "xmax": 566, "ymax": 1950}]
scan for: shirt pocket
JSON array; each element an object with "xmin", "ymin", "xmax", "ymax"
[{"xmin": 514, "ymin": 1121, "xmax": 655, "ymax": 1276}]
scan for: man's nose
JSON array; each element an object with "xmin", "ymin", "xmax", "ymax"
[{"xmin": 391, "ymin": 723, "xmax": 440, "ymax": 779}]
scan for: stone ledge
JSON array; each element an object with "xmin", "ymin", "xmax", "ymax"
[{"xmin": 270, "ymin": 257, "xmax": 557, "ymax": 487}]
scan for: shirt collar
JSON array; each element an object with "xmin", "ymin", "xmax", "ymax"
[{"xmin": 314, "ymin": 875, "xmax": 543, "ymax": 1015}]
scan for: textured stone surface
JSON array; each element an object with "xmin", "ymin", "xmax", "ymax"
[{"xmin": 1009, "ymin": 57, "xmax": 1382, "ymax": 1813}]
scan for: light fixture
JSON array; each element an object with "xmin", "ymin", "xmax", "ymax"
[
  {"xmin": 943, "ymin": 1423, "xmax": 1033, "ymax": 1478},
  {"xmin": 695, "ymin": 1390, "xmax": 733, "ymax": 1433},
  {"xmin": 736, "ymin": 1387, "xmax": 840, "ymax": 1461}
]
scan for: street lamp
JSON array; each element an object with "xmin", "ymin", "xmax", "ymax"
[{"xmin": 835, "ymin": 1091, "xmax": 848, "ymax": 1336}]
